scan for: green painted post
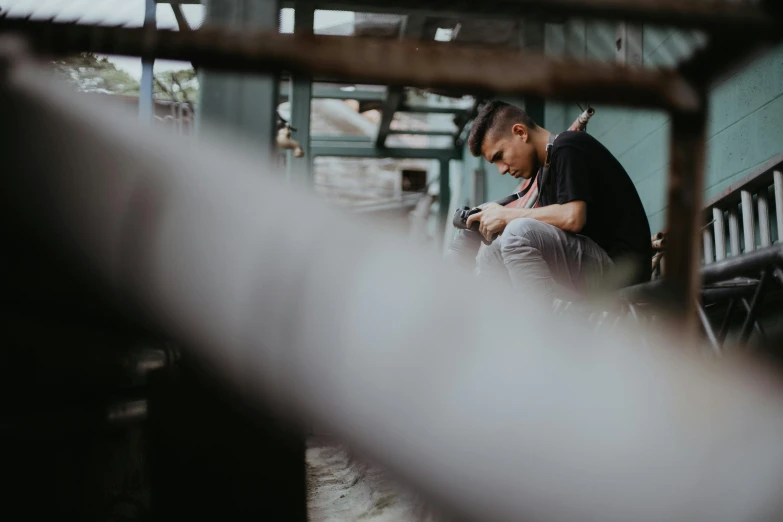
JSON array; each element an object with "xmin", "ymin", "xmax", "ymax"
[
  {"xmin": 139, "ymin": 0, "xmax": 156, "ymax": 124},
  {"xmin": 197, "ymin": 0, "xmax": 280, "ymax": 166},
  {"xmin": 288, "ymin": 4, "xmax": 314, "ymax": 185},
  {"xmin": 439, "ymin": 158, "xmax": 451, "ymax": 243}
]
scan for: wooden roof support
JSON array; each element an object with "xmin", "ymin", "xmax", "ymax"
[
  {"xmin": 290, "ymin": 0, "xmax": 781, "ymax": 36},
  {"xmin": 4, "ymin": 18, "xmax": 700, "ymax": 113}
]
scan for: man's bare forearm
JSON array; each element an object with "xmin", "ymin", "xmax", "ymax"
[{"xmin": 503, "ymin": 202, "xmax": 586, "ymax": 233}]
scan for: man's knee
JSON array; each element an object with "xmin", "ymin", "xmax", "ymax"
[
  {"xmin": 500, "ymin": 218, "xmax": 556, "ymax": 248},
  {"xmin": 444, "ymin": 230, "xmax": 483, "ymax": 270},
  {"xmin": 475, "ymin": 239, "xmax": 503, "ymax": 267},
  {"xmin": 452, "ymin": 229, "xmax": 482, "ymax": 247}
]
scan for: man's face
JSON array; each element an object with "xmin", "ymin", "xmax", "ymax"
[{"xmin": 481, "ymin": 125, "xmax": 538, "ymax": 180}]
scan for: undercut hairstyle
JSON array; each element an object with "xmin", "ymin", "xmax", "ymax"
[{"xmin": 468, "ymin": 101, "xmax": 539, "ymax": 157}]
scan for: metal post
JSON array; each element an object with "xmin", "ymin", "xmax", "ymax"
[
  {"xmin": 758, "ymin": 190, "xmax": 771, "ymax": 247},
  {"xmin": 287, "ymin": 4, "xmax": 314, "ymax": 185},
  {"xmin": 702, "ymin": 228, "xmax": 714, "ymax": 264},
  {"xmin": 616, "ymin": 22, "xmax": 643, "ymax": 67},
  {"xmin": 139, "ymin": 0, "xmax": 156, "ymax": 123},
  {"xmin": 712, "ymin": 207, "xmax": 726, "ymax": 261},
  {"xmin": 664, "ymin": 102, "xmax": 707, "ymax": 335},
  {"xmin": 741, "ymin": 190, "xmax": 756, "ymax": 253},
  {"xmin": 197, "ymin": 0, "xmax": 280, "ymax": 165},
  {"xmin": 739, "ymin": 270, "xmax": 771, "ymax": 345},
  {"xmin": 439, "ymin": 159, "xmax": 451, "ymax": 243},
  {"xmin": 774, "ymin": 170, "xmax": 783, "ymax": 243},
  {"xmin": 728, "ymin": 207, "xmax": 741, "ymax": 256},
  {"xmin": 696, "ymin": 301, "xmax": 720, "ymax": 354}
]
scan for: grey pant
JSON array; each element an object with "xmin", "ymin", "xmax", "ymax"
[{"xmin": 445, "ymin": 218, "xmax": 615, "ymax": 301}]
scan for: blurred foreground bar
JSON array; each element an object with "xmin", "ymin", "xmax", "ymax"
[{"xmin": 4, "ymin": 40, "xmax": 783, "ymax": 522}]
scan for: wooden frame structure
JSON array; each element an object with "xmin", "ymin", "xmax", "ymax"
[
  {"xmin": 1, "ymin": 0, "xmax": 781, "ymax": 330},
  {"xmin": 6, "ymin": 4, "xmax": 783, "ymax": 520}
]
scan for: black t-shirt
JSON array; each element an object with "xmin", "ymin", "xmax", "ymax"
[{"xmin": 538, "ymin": 131, "xmax": 652, "ymax": 284}]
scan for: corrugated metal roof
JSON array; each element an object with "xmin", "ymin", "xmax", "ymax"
[
  {"xmin": 0, "ymin": 1, "xmax": 358, "ymax": 34},
  {"xmin": 1, "ymin": 0, "xmax": 205, "ymax": 29}
]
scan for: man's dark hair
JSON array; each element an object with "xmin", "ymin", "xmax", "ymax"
[{"xmin": 468, "ymin": 101, "xmax": 538, "ymax": 157}]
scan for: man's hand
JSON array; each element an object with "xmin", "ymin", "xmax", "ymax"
[
  {"xmin": 464, "ymin": 200, "xmax": 586, "ymax": 243},
  {"xmin": 465, "ymin": 203, "xmax": 512, "ymax": 242}
]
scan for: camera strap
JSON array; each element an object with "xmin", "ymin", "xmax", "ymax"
[{"xmin": 529, "ymin": 132, "xmax": 558, "ymax": 207}]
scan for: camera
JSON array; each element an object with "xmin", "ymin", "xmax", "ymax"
[
  {"xmin": 453, "ymin": 206, "xmax": 496, "ymax": 244},
  {"xmin": 453, "ymin": 206, "xmax": 481, "ymax": 232}
]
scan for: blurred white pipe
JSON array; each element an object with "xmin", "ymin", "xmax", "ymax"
[
  {"xmin": 317, "ymin": 98, "xmax": 377, "ymax": 136},
  {"xmin": 4, "ymin": 44, "xmax": 783, "ymax": 522}
]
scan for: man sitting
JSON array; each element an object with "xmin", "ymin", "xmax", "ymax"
[{"xmin": 446, "ymin": 101, "xmax": 652, "ymax": 301}]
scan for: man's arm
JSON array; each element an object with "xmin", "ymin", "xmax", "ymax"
[
  {"xmin": 466, "ymin": 201, "xmax": 586, "ymax": 242},
  {"xmin": 467, "ymin": 144, "xmax": 593, "ymax": 241},
  {"xmin": 507, "ymin": 201, "xmax": 586, "ymax": 232}
]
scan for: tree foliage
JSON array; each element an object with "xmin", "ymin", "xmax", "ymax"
[
  {"xmin": 50, "ymin": 53, "xmax": 198, "ymax": 105},
  {"xmin": 153, "ymin": 69, "xmax": 198, "ymax": 104},
  {"xmin": 50, "ymin": 53, "xmax": 140, "ymax": 96}
]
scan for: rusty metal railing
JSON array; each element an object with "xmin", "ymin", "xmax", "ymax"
[{"xmin": 0, "ymin": 17, "xmax": 696, "ymax": 111}]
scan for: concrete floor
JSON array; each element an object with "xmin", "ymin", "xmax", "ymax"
[{"xmin": 306, "ymin": 436, "xmax": 444, "ymax": 522}]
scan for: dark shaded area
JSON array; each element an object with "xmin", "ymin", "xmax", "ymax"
[{"xmin": 1, "ymin": 215, "xmax": 307, "ymax": 521}]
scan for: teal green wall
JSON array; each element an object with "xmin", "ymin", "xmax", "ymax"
[
  {"xmin": 586, "ymin": 106, "xmax": 670, "ymax": 233},
  {"xmin": 485, "ymin": 163, "xmax": 524, "ymax": 202},
  {"xmin": 456, "ymin": 151, "xmax": 475, "ymax": 208},
  {"xmin": 542, "ymin": 22, "xmax": 783, "ymax": 236}
]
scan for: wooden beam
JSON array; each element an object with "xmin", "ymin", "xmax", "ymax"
[
  {"xmin": 289, "ymin": 0, "xmax": 781, "ymax": 36},
  {"xmin": 663, "ymin": 101, "xmax": 707, "ymax": 338},
  {"xmin": 6, "ymin": 18, "xmax": 700, "ymax": 113}
]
